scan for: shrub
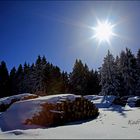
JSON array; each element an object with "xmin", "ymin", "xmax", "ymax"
[
  {"xmin": 135, "ymin": 99, "xmax": 140, "ymax": 107},
  {"xmin": 112, "ymin": 97, "xmax": 126, "ymax": 106}
]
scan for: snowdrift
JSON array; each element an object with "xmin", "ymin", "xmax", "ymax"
[
  {"xmin": 127, "ymin": 96, "xmax": 140, "ymax": 107},
  {"xmin": 84, "ymin": 95, "xmax": 116, "ymax": 108},
  {"xmin": 0, "ymin": 94, "xmax": 99, "ymax": 131}
]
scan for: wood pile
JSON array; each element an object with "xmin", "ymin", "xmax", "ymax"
[
  {"xmin": 20, "ymin": 94, "xmax": 38, "ymax": 101},
  {"xmin": 0, "ymin": 94, "xmax": 38, "ymax": 112},
  {"xmin": 25, "ymin": 96, "xmax": 99, "ymax": 127}
]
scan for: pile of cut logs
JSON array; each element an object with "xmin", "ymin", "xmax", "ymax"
[
  {"xmin": 0, "ymin": 94, "xmax": 38, "ymax": 112},
  {"xmin": 25, "ymin": 96, "xmax": 99, "ymax": 127}
]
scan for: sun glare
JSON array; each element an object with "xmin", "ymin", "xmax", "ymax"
[{"xmin": 93, "ymin": 20, "xmax": 116, "ymax": 45}]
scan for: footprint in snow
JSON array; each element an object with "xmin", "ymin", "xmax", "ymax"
[
  {"xmin": 11, "ymin": 131, "xmax": 23, "ymax": 135},
  {"xmin": 121, "ymin": 126, "xmax": 127, "ymax": 128}
]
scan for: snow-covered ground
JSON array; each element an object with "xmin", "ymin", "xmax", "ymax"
[{"xmin": 0, "ymin": 94, "xmax": 140, "ymax": 139}]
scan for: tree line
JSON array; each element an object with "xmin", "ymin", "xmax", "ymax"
[
  {"xmin": 0, "ymin": 48, "xmax": 140, "ymax": 98},
  {"xmin": 100, "ymin": 48, "xmax": 140, "ymax": 96},
  {"xmin": 0, "ymin": 55, "xmax": 100, "ymax": 98}
]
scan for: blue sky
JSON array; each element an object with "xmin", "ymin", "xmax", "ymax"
[{"xmin": 1, "ymin": 1, "xmax": 140, "ymax": 72}]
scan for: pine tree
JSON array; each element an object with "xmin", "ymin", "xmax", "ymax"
[
  {"xmin": 15, "ymin": 64, "xmax": 24, "ymax": 94},
  {"xmin": 119, "ymin": 48, "xmax": 137, "ymax": 96},
  {"xmin": 135, "ymin": 49, "xmax": 140, "ymax": 95},
  {"xmin": 136, "ymin": 78, "xmax": 140, "ymax": 96},
  {"xmin": 0, "ymin": 61, "xmax": 10, "ymax": 97},
  {"xmin": 61, "ymin": 71, "xmax": 69, "ymax": 93},
  {"xmin": 28, "ymin": 63, "xmax": 35, "ymax": 93},
  {"xmin": 32, "ymin": 55, "xmax": 47, "ymax": 95},
  {"xmin": 86, "ymin": 70, "xmax": 101, "ymax": 95},
  {"xmin": 100, "ymin": 50, "xmax": 119, "ymax": 96},
  {"xmin": 10, "ymin": 67, "xmax": 17, "ymax": 95},
  {"xmin": 43, "ymin": 63, "xmax": 65, "ymax": 95},
  {"xmin": 70, "ymin": 59, "xmax": 90, "ymax": 95},
  {"xmin": 114, "ymin": 55, "xmax": 125, "ymax": 97},
  {"xmin": 22, "ymin": 62, "xmax": 31, "ymax": 93}
]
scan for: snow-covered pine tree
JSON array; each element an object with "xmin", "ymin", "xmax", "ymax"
[
  {"xmin": 119, "ymin": 48, "xmax": 137, "ymax": 96},
  {"xmin": 31, "ymin": 55, "xmax": 47, "ymax": 95},
  {"xmin": 27, "ymin": 63, "xmax": 35, "ymax": 93},
  {"xmin": 100, "ymin": 50, "xmax": 119, "ymax": 96},
  {"xmin": 114, "ymin": 55, "xmax": 125, "ymax": 97},
  {"xmin": 22, "ymin": 62, "xmax": 32, "ymax": 93}
]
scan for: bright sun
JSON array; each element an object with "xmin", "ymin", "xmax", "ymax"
[{"xmin": 93, "ymin": 20, "xmax": 116, "ymax": 45}]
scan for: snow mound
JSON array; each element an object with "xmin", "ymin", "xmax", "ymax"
[
  {"xmin": 127, "ymin": 96, "xmax": 140, "ymax": 102},
  {"xmin": 84, "ymin": 95, "xmax": 116, "ymax": 108},
  {"xmin": 127, "ymin": 96, "xmax": 140, "ymax": 107}
]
